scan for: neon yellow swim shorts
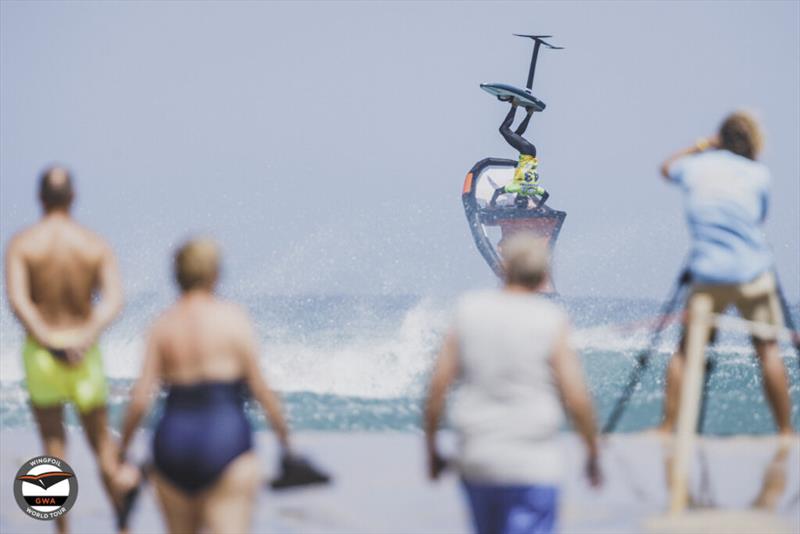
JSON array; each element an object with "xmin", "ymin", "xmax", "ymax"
[{"xmin": 23, "ymin": 337, "xmax": 108, "ymax": 413}]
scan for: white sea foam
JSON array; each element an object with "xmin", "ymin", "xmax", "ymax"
[
  {"xmin": 0, "ymin": 299, "xmax": 450, "ymax": 399},
  {"xmin": 262, "ymin": 299, "xmax": 448, "ymax": 398},
  {"xmin": 1, "ymin": 297, "xmax": 792, "ymax": 397}
]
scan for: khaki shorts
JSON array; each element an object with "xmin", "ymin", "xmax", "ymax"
[{"xmin": 686, "ymin": 271, "xmax": 784, "ymax": 342}]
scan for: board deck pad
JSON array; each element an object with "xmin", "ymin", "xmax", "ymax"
[{"xmin": 480, "ymin": 83, "xmax": 546, "ymax": 111}]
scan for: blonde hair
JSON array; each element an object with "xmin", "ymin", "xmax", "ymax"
[
  {"xmin": 175, "ymin": 238, "xmax": 220, "ymax": 292},
  {"xmin": 501, "ymin": 233, "xmax": 550, "ymax": 289},
  {"xmin": 719, "ymin": 111, "xmax": 763, "ymax": 160}
]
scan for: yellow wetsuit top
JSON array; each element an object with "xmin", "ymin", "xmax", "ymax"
[
  {"xmin": 504, "ymin": 155, "xmax": 545, "ymax": 197},
  {"xmin": 513, "ymin": 154, "xmax": 539, "ymax": 185}
]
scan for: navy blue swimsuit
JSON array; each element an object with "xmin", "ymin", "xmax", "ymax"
[{"xmin": 153, "ymin": 381, "xmax": 253, "ymax": 494}]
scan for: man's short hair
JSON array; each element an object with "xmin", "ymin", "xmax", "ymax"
[
  {"xmin": 501, "ymin": 233, "xmax": 550, "ymax": 290},
  {"xmin": 175, "ymin": 238, "xmax": 220, "ymax": 292},
  {"xmin": 718, "ymin": 111, "xmax": 763, "ymax": 160},
  {"xmin": 39, "ymin": 166, "xmax": 74, "ymax": 211}
]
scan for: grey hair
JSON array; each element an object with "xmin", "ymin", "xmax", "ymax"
[{"xmin": 501, "ymin": 233, "xmax": 550, "ymax": 289}]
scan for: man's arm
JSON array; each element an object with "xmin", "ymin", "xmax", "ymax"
[
  {"xmin": 83, "ymin": 242, "xmax": 123, "ymax": 345},
  {"xmin": 5, "ymin": 237, "xmax": 57, "ymax": 346},
  {"xmin": 551, "ymin": 322, "xmax": 601, "ymax": 487},
  {"xmin": 423, "ymin": 330, "xmax": 459, "ymax": 480}
]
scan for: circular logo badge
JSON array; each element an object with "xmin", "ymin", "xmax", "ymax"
[{"xmin": 13, "ymin": 456, "xmax": 78, "ymax": 521}]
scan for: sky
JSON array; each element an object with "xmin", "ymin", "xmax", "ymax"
[{"xmin": 1, "ymin": 1, "xmax": 798, "ymax": 300}]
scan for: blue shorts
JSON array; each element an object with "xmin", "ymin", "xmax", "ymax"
[{"xmin": 462, "ymin": 481, "xmax": 559, "ymax": 534}]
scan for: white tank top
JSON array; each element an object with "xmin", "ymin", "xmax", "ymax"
[{"xmin": 450, "ymin": 290, "xmax": 568, "ymax": 484}]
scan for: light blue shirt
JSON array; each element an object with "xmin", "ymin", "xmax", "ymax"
[{"xmin": 669, "ymin": 150, "xmax": 773, "ymax": 285}]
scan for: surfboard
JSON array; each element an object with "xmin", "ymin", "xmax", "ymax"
[{"xmin": 480, "ymin": 83, "xmax": 546, "ymax": 111}]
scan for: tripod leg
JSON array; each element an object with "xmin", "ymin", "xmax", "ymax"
[
  {"xmin": 601, "ymin": 271, "xmax": 689, "ymax": 434},
  {"xmin": 774, "ymin": 274, "xmax": 800, "ymax": 364},
  {"xmin": 669, "ymin": 292, "xmax": 713, "ymax": 514}
]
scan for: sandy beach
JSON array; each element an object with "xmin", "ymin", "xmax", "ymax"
[{"xmin": 1, "ymin": 429, "xmax": 798, "ymax": 533}]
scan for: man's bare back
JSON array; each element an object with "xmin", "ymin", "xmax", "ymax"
[
  {"xmin": 6, "ymin": 212, "xmax": 122, "ymax": 362},
  {"xmin": 9, "ymin": 215, "xmax": 108, "ymax": 326}
]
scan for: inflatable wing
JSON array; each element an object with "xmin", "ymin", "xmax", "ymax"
[{"xmin": 462, "ymin": 158, "xmax": 566, "ymax": 291}]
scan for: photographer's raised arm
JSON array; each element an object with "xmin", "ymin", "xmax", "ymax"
[{"xmin": 661, "ymin": 136, "xmax": 718, "ymax": 180}]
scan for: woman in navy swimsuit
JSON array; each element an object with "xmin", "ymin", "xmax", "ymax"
[{"xmin": 119, "ymin": 239, "xmax": 291, "ymax": 533}]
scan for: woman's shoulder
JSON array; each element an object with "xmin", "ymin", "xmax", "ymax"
[{"xmin": 214, "ymin": 298, "xmax": 253, "ymax": 324}]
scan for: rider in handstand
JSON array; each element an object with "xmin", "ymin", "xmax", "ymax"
[{"xmin": 491, "ymin": 101, "xmax": 550, "ymax": 209}]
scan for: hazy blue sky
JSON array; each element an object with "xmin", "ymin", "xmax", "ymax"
[{"xmin": 1, "ymin": 1, "xmax": 798, "ymax": 299}]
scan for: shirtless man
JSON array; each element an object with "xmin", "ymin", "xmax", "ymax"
[{"xmin": 5, "ymin": 166, "xmax": 126, "ymax": 533}]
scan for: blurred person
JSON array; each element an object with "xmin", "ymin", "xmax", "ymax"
[
  {"xmin": 4, "ymin": 166, "xmax": 129, "ymax": 533},
  {"xmin": 658, "ymin": 111, "xmax": 792, "ymax": 436},
  {"xmin": 424, "ymin": 233, "xmax": 600, "ymax": 534},
  {"xmin": 119, "ymin": 238, "xmax": 292, "ymax": 534}
]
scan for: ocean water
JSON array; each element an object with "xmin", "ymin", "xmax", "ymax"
[{"xmin": 1, "ymin": 293, "xmax": 798, "ymax": 435}]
